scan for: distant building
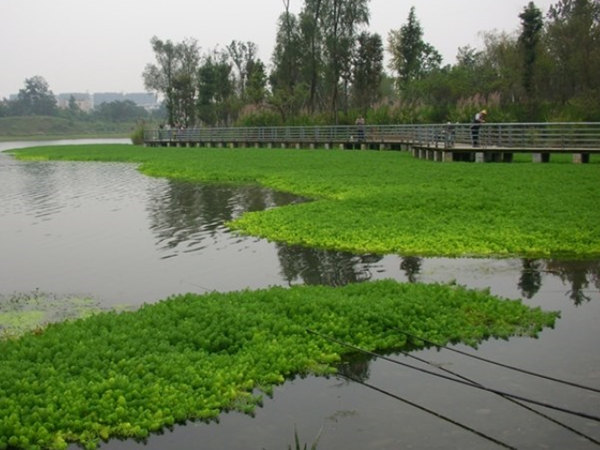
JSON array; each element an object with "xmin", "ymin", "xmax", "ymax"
[
  {"xmin": 56, "ymin": 93, "xmax": 93, "ymax": 112},
  {"xmin": 92, "ymin": 92, "xmax": 157, "ymax": 111}
]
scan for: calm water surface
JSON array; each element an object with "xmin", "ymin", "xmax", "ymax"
[{"xmin": 0, "ymin": 141, "xmax": 598, "ymax": 449}]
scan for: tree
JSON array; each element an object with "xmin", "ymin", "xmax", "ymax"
[
  {"xmin": 197, "ymin": 50, "xmax": 235, "ymax": 126},
  {"xmin": 387, "ymin": 7, "xmax": 441, "ymax": 92},
  {"xmin": 245, "ymin": 59, "xmax": 268, "ymax": 104},
  {"xmin": 144, "ymin": 36, "xmax": 202, "ymax": 127},
  {"xmin": 270, "ymin": 3, "xmax": 308, "ymax": 120},
  {"xmin": 299, "ymin": 0, "xmax": 325, "ymax": 114},
  {"xmin": 545, "ymin": 0, "xmax": 600, "ymax": 111},
  {"xmin": 173, "ymin": 38, "xmax": 201, "ymax": 127},
  {"xmin": 13, "ymin": 76, "xmax": 57, "ymax": 116},
  {"xmin": 351, "ymin": 31, "xmax": 384, "ymax": 112},
  {"xmin": 144, "ymin": 37, "xmax": 180, "ymax": 126},
  {"xmin": 227, "ymin": 40, "xmax": 258, "ymax": 100},
  {"xmin": 320, "ymin": 0, "xmax": 370, "ymax": 122},
  {"xmin": 519, "ymin": 2, "xmax": 544, "ymax": 100},
  {"xmin": 93, "ymin": 100, "xmax": 148, "ymax": 122}
]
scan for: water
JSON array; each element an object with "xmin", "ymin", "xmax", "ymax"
[{"xmin": 0, "ymin": 141, "xmax": 598, "ymax": 449}]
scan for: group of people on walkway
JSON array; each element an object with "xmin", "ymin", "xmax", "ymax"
[{"xmin": 355, "ymin": 109, "xmax": 488, "ymax": 148}]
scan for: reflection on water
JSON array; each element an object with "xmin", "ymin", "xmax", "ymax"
[
  {"xmin": 147, "ymin": 181, "xmax": 303, "ymax": 259},
  {"xmin": 400, "ymin": 256, "xmax": 422, "ymax": 283},
  {"xmin": 1, "ymin": 144, "xmax": 597, "ymax": 307},
  {"xmin": 278, "ymin": 245, "xmax": 381, "ymax": 286},
  {"xmin": 547, "ymin": 259, "xmax": 600, "ymax": 305}
]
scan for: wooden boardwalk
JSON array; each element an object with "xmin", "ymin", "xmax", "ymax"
[
  {"xmin": 410, "ymin": 144, "xmax": 599, "ymax": 163},
  {"xmin": 144, "ymin": 123, "xmax": 600, "ymax": 163}
]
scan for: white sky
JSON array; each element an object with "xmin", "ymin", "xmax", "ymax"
[{"xmin": 0, "ymin": 0, "xmax": 556, "ymax": 98}]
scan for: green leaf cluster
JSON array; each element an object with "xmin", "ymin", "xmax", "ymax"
[{"xmin": 0, "ymin": 281, "xmax": 558, "ymax": 449}]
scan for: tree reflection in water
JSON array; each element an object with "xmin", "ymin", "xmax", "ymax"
[
  {"xmin": 400, "ymin": 257, "xmax": 422, "ymax": 283},
  {"xmin": 147, "ymin": 180, "xmax": 303, "ymax": 257},
  {"xmin": 277, "ymin": 245, "xmax": 381, "ymax": 286},
  {"xmin": 146, "ymin": 179, "xmax": 599, "ymax": 304},
  {"xmin": 519, "ymin": 259, "xmax": 544, "ymax": 299},
  {"xmin": 546, "ymin": 259, "xmax": 600, "ymax": 305}
]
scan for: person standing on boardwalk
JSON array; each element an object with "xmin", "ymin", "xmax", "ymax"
[
  {"xmin": 471, "ymin": 109, "xmax": 487, "ymax": 147},
  {"xmin": 355, "ymin": 116, "xmax": 365, "ymax": 142}
]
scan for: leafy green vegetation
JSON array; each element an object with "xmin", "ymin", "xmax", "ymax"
[
  {"xmin": 0, "ymin": 280, "xmax": 559, "ymax": 449},
  {"xmin": 9, "ymin": 144, "xmax": 600, "ymax": 259}
]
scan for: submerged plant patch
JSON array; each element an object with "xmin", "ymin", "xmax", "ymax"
[
  {"xmin": 0, "ymin": 280, "xmax": 558, "ymax": 449},
  {"xmin": 8, "ymin": 145, "xmax": 600, "ymax": 259},
  {"xmin": 0, "ymin": 292, "xmax": 107, "ymax": 340}
]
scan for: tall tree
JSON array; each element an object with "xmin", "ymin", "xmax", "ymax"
[
  {"xmin": 519, "ymin": 2, "xmax": 544, "ymax": 100},
  {"xmin": 143, "ymin": 37, "xmax": 179, "ymax": 126},
  {"xmin": 320, "ymin": 0, "xmax": 370, "ymax": 122},
  {"xmin": 173, "ymin": 38, "xmax": 201, "ymax": 127},
  {"xmin": 197, "ymin": 50, "xmax": 235, "ymax": 126},
  {"xmin": 270, "ymin": 5, "xmax": 304, "ymax": 120},
  {"xmin": 351, "ymin": 31, "xmax": 384, "ymax": 112},
  {"xmin": 245, "ymin": 59, "xmax": 268, "ymax": 104},
  {"xmin": 545, "ymin": 0, "xmax": 600, "ymax": 107},
  {"xmin": 299, "ymin": 0, "xmax": 326, "ymax": 114},
  {"xmin": 144, "ymin": 37, "xmax": 202, "ymax": 127},
  {"xmin": 227, "ymin": 40, "xmax": 258, "ymax": 99},
  {"xmin": 14, "ymin": 76, "xmax": 57, "ymax": 116},
  {"xmin": 387, "ymin": 7, "xmax": 441, "ymax": 92}
]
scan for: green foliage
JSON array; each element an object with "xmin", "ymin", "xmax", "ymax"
[
  {"xmin": 0, "ymin": 280, "xmax": 559, "ymax": 449},
  {"xmin": 130, "ymin": 122, "xmax": 145, "ymax": 146},
  {"xmin": 94, "ymin": 100, "xmax": 148, "ymax": 123},
  {"xmin": 9, "ymin": 145, "xmax": 600, "ymax": 259},
  {"xmin": 288, "ymin": 426, "xmax": 322, "ymax": 450},
  {"xmin": 11, "ymin": 76, "xmax": 57, "ymax": 116}
]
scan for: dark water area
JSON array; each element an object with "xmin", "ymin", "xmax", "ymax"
[{"xmin": 0, "ymin": 141, "xmax": 598, "ymax": 449}]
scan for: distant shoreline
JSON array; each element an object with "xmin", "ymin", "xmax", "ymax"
[{"xmin": 0, "ymin": 133, "xmax": 129, "ymax": 142}]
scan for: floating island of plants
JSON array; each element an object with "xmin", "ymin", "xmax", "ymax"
[
  {"xmin": 9, "ymin": 145, "xmax": 600, "ymax": 259},
  {"xmin": 0, "ymin": 281, "xmax": 558, "ymax": 449}
]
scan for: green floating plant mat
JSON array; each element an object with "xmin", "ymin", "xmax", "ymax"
[{"xmin": 0, "ymin": 280, "xmax": 558, "ymax": 449}]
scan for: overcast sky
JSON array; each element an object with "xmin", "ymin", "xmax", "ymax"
[{"xmin": 1, "ymin": 0, "xmax": 557, "ymax": 99}]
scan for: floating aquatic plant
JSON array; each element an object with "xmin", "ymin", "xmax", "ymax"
[
  {"xmin": 0, "ymin": 281, "xmax": 558, "ymax": 449},
  {"xmin": 8, "ymin": 145, "xmax": 600, "ymax": 258}
]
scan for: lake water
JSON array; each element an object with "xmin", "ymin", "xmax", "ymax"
[{"xmin": 0, "ymin": 140, "xmax": 598, "ymax": 449}]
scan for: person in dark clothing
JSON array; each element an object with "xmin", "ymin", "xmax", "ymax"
[
  {"xmin": 471, "ymin": 109, "xmax": 487, "ymax": 147},
  {"xmin": 355, "ymin": 116, "xmax": 365, "ymax": 142}
]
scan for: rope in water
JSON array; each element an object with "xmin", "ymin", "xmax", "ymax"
[
  {"xmin": 337, "ymin": 372, "xmax": 518, "ymax": 450},
  {"xmin": 398, "ymin": 338, "xmax": 600, "ymax": 445},
  {"xmin": 306, "ymin": 329, "xmax": 600, "ymax": 424},
  {"xmin": 396, "ymin": 329, "xmax": 600, "ymax": 394}
]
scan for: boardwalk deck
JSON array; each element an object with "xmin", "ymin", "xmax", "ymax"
[{"xmin": 144, "ymin": 123, "xmax": 600, "ymax": 163}]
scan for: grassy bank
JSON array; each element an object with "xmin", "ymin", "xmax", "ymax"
[
  {"xmin": 9, "ymin": 144, "xmax": 600, "ymax": 259},
  {"xmin": 0, "ymin": 281, "xmax": 558, "ymax": 449},
  {"xmin": 0, "ymin": 116, "xmax": 137, "ymax": 140}
]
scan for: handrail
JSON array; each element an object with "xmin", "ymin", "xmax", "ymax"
[{"xmin": 144, "ymin": 123, "xmax": 600, "ymax": 151}]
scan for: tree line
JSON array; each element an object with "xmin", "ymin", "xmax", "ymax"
[
  {"xmin": 2, "ymin": 0, "xmax": 598, "ymax": 127},
  {"xmin": 0, "ymin": 76, "xmax": 159, "ymax": 123}
]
